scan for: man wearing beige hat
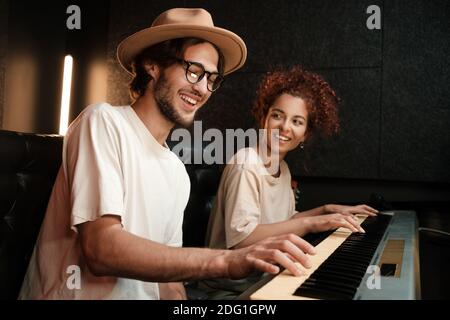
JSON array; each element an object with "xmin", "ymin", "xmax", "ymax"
[{"xmin": 19, "ymin": 8, "xmax": 316, "ymax": 300}]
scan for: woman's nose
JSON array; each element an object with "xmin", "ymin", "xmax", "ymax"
[{"xmin": 280, "ymin": 119, "xmax": 290, "ymax": 132}]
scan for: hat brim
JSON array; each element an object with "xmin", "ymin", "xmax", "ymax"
[{"xmin": 117, "ymin": 24, "xmax": 247, "ymax": 76}]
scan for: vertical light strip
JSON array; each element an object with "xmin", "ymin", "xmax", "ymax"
[{"xmin": 59, "ymin": 55, "xmax": 73, "ymax": 135}]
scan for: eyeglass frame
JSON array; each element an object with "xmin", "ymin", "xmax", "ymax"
[{"xmin": 172, "ymin": 57, "xmax": 224, "ymax": 92}]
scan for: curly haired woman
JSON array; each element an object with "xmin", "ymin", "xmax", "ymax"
[{"xmin": 201, "ymin": 66, "xmax": 378, "ymax": 298}]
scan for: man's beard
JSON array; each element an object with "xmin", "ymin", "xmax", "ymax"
[{"xmin": 154, "ymin": 74, "xmax": 194, "ymax": 128}]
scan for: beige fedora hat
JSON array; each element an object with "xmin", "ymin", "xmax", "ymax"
[{"xmin": 117, "ymin": 8, "xmax": 247, "ymax": 76}]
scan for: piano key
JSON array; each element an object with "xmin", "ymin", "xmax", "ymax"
[
  {"xmin": 308, "ymin": 271, "xmax": 360, "ymax": 283},
  {"xmin": 295, "ymin": 284, "xmax": 355, "ymax": 300},
  {"xmin": 313, "ymin": 269, "xmax": 363, "ymax": 282},
  {"xmin": 293, "ymin": 287, "xmax": 351, "ymax": 300},
  {"xmin": 302, "ymin": 278, "xmax": 359, "ymax": 295},
  {"xmin": 307, "ymin": 274, "xmax": 362, "ymax": 288},
  {"xmin": 323, "ymin": 257, "xmax": 372, "ymax": 269},
  {"xmin": 326, "ymin": 251, "xmax": 374, "ymax": 261}
]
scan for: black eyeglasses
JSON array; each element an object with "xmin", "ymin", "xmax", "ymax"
[{"xmin": 174, "ymin": 58, "xmax": 224, "ymax": 92}]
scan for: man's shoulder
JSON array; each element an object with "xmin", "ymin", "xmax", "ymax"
[
  {"xmin": 80, "ymin": 102, "xmax": 127, "ymax": 119},
  {"xmin": 68, "ymin": 103, "xmax": 128, "ymax": 132}
]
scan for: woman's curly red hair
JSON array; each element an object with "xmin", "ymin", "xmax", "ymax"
[{"xmin": 252, "ymin": 66, "xmax": 340, "ymax": 139}]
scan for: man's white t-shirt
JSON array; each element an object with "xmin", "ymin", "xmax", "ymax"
[{"xmin": 19, "ymin": 103, "xmax": 190, "ymax": 299}]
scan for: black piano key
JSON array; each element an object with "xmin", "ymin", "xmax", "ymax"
[
  {"xmin": 322, "ymin": 257, "xmax": 371, "ymax": 270},
  {"xmin": 325, "ymin": 257, "xmax": 374, "ymax": 268},
  {"xmin": 309, "ymin": 263, "xmax": 367, "ymax": 279},
  {"xmin": 313, "ymin": 269, "xmax": 362, "ymax": 282},
  {"xmin": 341, "ymin": 244, "xmax": 379, "ymax": 251},
  {"xmin": 293, "ymin": 214, "xmax": 392, "ymax": 300},
  {"xmin": 300, "ymin": 283, "xmax": 357, "ymax": 298},
  {"xmin": 336, "ymin": 250, "xmax": 377, "ymax": 258},
  {"xmin": 317, "ymin": 267, "xmax": 365, "ymax": 278},
  {"xmin": 294, "ymin": 286, "xmax": 354, "ymax": 300},
  {"xmin": 297, "ymin": 281, "xmax": 356, "ymax": 299},
  {"xmin": 308, "ymin": 274, "xmax": 362, "ymax": 288},
  {"xmin": 332, "ymin": 254, "xmax": 374, "ymax": 263},
  {"xmin": 302, "ymin": 230, "xmax": 336, "ymax": 247},
  {"xmin": 345, "ymin": 238, "xmax": 380, "ymax": 245},
  {"xmin": 314, "ymin": 266, "xmax": 361, "ymax": 276},
  {"xmin": 338, "ymin": 244, "xmax": 379, "ymax": 252},
  {"xmin": 326, "ymin": 251, "xmax": 374, "ymax": 262},
  {"xmin": 319, "ymin": 259, "xmax": 369, "ymax": 270},
  {"xmin": 305, "ymin": 278, "xmax": 360, "ymax": 294},
  {"xmin": 343, "ymin": 237, "xmax": 380, "ymax": 243}
]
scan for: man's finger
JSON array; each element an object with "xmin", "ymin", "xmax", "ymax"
[
  {"xmin": 270, "ymin": 249, "xmax": 305, "ymax": 276},
  {"xmin": 345, "ymin": 216, "xmax": 365, "ymax": 233},
  {"xmin": 250, "ymin": 249, "xmax": 304, "ymax": 276},
  {"xmin": 265, "ymin": 238, "xmax": 313, "ymax": 269},
  {"xmin": 249, "ymin": 256, "xmax": 281, "ymax": 275},
  {"xmin": 283, "ymin": 234, "xmax": 316, "ymax": 256},
  {"xmin": 336, "ymin": 217, "xmax": 361, "ymax": 233},
  {"xmin": 363, "ymin": 205, "xmax": 379, "ymax": 215}
]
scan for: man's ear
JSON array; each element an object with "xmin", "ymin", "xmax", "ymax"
[{"xmin": 143, "ymin": 62, "xmax": 160, "ymax": 82}]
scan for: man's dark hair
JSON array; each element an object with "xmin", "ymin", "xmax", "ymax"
[{"xmin": 129, "ymin": 37, "xmax": 225, "ymax": 100}]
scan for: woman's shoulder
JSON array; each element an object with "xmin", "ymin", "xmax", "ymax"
[
  {"xmin": 227, "ymin": 147, "xmax": 262, "ymax": 168},
  {"xmin": 280, "ymin": 160, "xmax": 291, "ymax": 172},
  {"xmin": 222, "ymin": 148, "xmax": 267, "ymax": 180}
]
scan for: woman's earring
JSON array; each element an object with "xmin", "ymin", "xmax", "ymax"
[{"xmin": 299, "ymin": 142, "xmax": 305, "ymax": 149}]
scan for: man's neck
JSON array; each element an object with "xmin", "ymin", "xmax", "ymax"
[{"xmin": 131, "ymin": 94, "xmax": 174, "ymax": 146}]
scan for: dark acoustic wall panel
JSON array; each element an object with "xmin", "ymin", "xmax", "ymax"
[
  {"xmin": 286, "ymin": 68, "xmax": 381, "ymax": 179},
  {"xmin": 381, "ymin": 0, "xmax": 450, "ymax": 182},
  {"xmin": 184, "ymin": 0, "xmax": 383, "ymax": 71},
  {"xmin": 194, "ymin": 72, "xmax": 260, "ymax": 132}
]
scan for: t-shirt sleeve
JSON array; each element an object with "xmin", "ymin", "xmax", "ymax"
[
  {"xmin": 222, "ymin": 165, "xmax": 261, "ymax": 248},
  {"xmin": 64, "ymin": 107, "xmax": 125, "ymax": 231}
]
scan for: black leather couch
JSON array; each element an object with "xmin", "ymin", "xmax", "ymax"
[
  {"xmin": 182, "ymin": 163, "xmax": 222, "ymax": 248},
  {"xmin": 0, "ymin": 130, "xmax": 63, "ymax": 300}
]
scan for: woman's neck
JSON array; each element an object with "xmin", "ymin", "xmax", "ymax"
[{"xmin": 255, "ymin": 144, "xmax": 285, "ymax": 177}]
